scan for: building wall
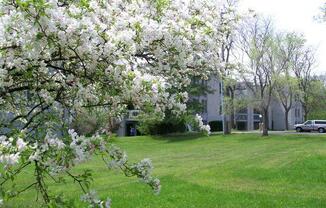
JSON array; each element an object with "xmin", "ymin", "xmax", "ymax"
[
  {"xmin": 270, "ymin": 99, "xmax": 286, "ymax": 130},
  {"xmin": 200, "ymin": 77, "xmax": 304, "ymax": 131},
  {"xmin": 205, "ymin": 78, "xmax": 223, "ymax": 122},
  {"xmin": 268, "ymin": 99, "xmax": 304, "ymax": 130}
]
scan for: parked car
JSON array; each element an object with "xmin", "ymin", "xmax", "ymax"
[{"xmin": 294, "ymin": 120, "xmax": 326, "ymax": 133}]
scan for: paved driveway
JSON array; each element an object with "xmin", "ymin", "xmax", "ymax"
[{"xmin": 232, "ymin": 130, "xmax": 325, "ymax": 135}]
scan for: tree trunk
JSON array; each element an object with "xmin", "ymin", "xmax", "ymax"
[
  {"xmin": 223, "ymin": 115, "xmax": 231, "ymax": 134},
  {"xmin": 285, "ymin": 110, "xmax": 289, "ymax": 130},
  {"xmin": 223, "ymin": 87, "xmax": 232, "ymax": 135},
  {"xmin": 303, "ymin": 104, "xmax": 308, "ymax": 121},
  {"xmin": 230, "ymin": 112, "xmax": 235, "ymax": 129},
  {"xmin": 229, "ymin": 89, "xmax": 236, "ymax": 129},
  {"xmin": 262, "ymin": 108, "xmax": 269, "ymax": 136}
]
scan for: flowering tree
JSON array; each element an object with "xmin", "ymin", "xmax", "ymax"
[{"xmin": 0, "ymin": 0, "xmax": 233, "ymax": 206}]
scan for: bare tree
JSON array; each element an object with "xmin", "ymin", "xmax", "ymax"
[
  {"xmin": 292, "ymin": 47, "xmax": 316, "ymax": 121},
  {"xmin": 218, "ymin": 0, "xmax": 240, "ymax": 134},
  {"xmin": 273, "ymin": 32, "xmax": 304, "ymax": 130},
  {"xmin": 274, "ymin": 75, "xmax": 300, "ymax": 130},
  {"xmin": 237, "ymin": 16, "xmax": 280, "ymax": 136}
]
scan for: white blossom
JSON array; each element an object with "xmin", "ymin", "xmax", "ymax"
[
  {"xmin": 16, "ymin": 138, "xmax": 27, "ymax": 152},
  {"xmin": 195, "ymin": 114, "xmax": 211, "ymax": 135},
  {"xmin": 0, "ymin": 153, "xmax": 20, "ymax": 166},
  {"xmin": 81, "ymin": 190, "xmax": 111, "ymax": 208}
]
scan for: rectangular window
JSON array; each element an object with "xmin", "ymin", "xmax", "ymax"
[
  {"xmin": 315, "ymin": 121, "xmax": 326, "ymax": 124},
  {"xmin": 295, "ymin": 108, "xmax": 301, "ymax": 118},
  {"xmin": 219, "ymin": 104, "xmax": 223, "ymax": 115},
  {"xmin": 201, "ymin": 99, "xmax": 207, "ymax": 113},
  {"xmin": 201, "ymin": 79, "xmax": 207, "ymax": 87},
  {"xmin": 219, "ymin": 82, "xmax": 222, "ymax": 94}
]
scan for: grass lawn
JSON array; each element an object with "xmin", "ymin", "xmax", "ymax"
[{"xmin": 5, "ymin": 133, "xmax": 326, "ymax": 207}]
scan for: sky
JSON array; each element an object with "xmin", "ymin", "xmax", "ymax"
[{"xmin": 239, "ymin": 0, "xmax": 326, "ymax": 75}]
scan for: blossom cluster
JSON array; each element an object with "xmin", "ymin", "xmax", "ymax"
[
  {"xmin": 81, "ymin": 190, "xmax": 111, "ymax": 208},
  {"xmin": 195, "ymin": 114, "xmax": 211, "ymax": 135},
  {"xmin": 106, "ymin": 145, "xmax": 161, "ymax": 194},
  {"xmin": 0, "ymin": 136, "xmax": 27, "ymax": 167},
  {"xmin": 131, "ymin": 158, "xmax": 161, "ymax": 194}
]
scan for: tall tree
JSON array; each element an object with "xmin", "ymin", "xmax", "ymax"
[
  {"xmin": 306, "ymin": 79, "xmax": 326, "ymax": 120},
  {"xmin": 238, "ymin": 16, "xmax": 280, "ymax": 136},
  {"xmin": 292, "ymin": 47, "xmax": 316, "ymax": 120},
  {"xmin": 273, "ymin": 32, "xmax": 304, "ymax": 130},
  {"xmin": 274, "ymin": 75, "xmax": 301, "ymax": 130},
  {"xmin": 218, "ymin": 0, "xmax": 240, "ymax": 134}
]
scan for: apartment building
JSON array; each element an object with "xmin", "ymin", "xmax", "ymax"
[
  {"xmin": 117, "ymin": 77, "xmax": 304, "ymax": 136},
  {"xmin": 194, "ymin": 77, "xmax": 304, "ymax": 131}
]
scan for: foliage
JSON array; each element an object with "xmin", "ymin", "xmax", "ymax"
[
  {"xmin": 274, "ymin": 73, "xmax": 301, "ymax": 130},
  {"xmin": 306, "ymin": 79, "xmax": 326, "ymax": 120},
  {"xmin": 137, "ymin": 112, "xmax": 188, "ymax": 135},
  {"xmin": 208, "ymin": 120, "xmax": 223, "ymax": 132},
  {"xmin": 137, "ymin": 111, "xmax": 211, "ymax": 135},
  {"xmin": 71, "ymin": 108, "xmax": 121, "ymax": 137}
]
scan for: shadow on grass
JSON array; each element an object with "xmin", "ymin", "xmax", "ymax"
[
  {"xmin": 278, "ymin": 134, "xmax": 326, "ymax": 141},
  {"xmin": 152, "ymin": 132, "xmax": 209, "ymax": 143},
  {"xmin": 233, "ymin": 155, "xmax": 326, "ymax": 184},
  {"xmin": 105, "ymin": 175, "xmax": 326, "ymax": 208},
  {"xmin": 223, "ymin": 133, "xmax": 326, "ymax": 143}
]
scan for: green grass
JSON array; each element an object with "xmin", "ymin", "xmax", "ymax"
[{"xmin": 5, "ymin": 133, "xmax": 326, "ymax": 207}]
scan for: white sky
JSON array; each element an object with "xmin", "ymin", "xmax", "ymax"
[{"xmin": 239, "ymin": 0, "xmax": 326, "ymax": 75}]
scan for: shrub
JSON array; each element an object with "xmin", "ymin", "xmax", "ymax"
[
  {"xmin": 71, "ymin": 109, "xmax": 121, "ymax": 136},
  {"xmin": 137, "ymin": 112, "xmax": 188, "ymax": 135},
  {"xmin": 208, "ymin": 120, "xmax": 223, "ymax": 132}
]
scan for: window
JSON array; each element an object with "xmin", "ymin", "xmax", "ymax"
[
  {"xmin": 201, "ymin": 79, "xmax": 208, "ymax": 87},
  {"xmin": 304, "ymin": 120, "xmax": 312, "ymax": 125},
  {"xmin": 295, "ymin": 108, "xmax": 301, "ymax": 118},
  {"xmin": 201, "ymin": 99, "xmax": 207, "ymax": 113},
  {"xmin": 219, "ymin": 82, "xmax": 222, "ymax": 94},
  {"xmin": 315, "ymin": 121, "xmax": 326, "ymax": 124},
  {"xmin": 219, "ymin": 104, "xmax": 223, "ymax": 115}
]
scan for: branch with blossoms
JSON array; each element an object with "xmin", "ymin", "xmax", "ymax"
[{"xmin": 0, "ymin": 130, "xmax": 160, "ymax": 207}]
